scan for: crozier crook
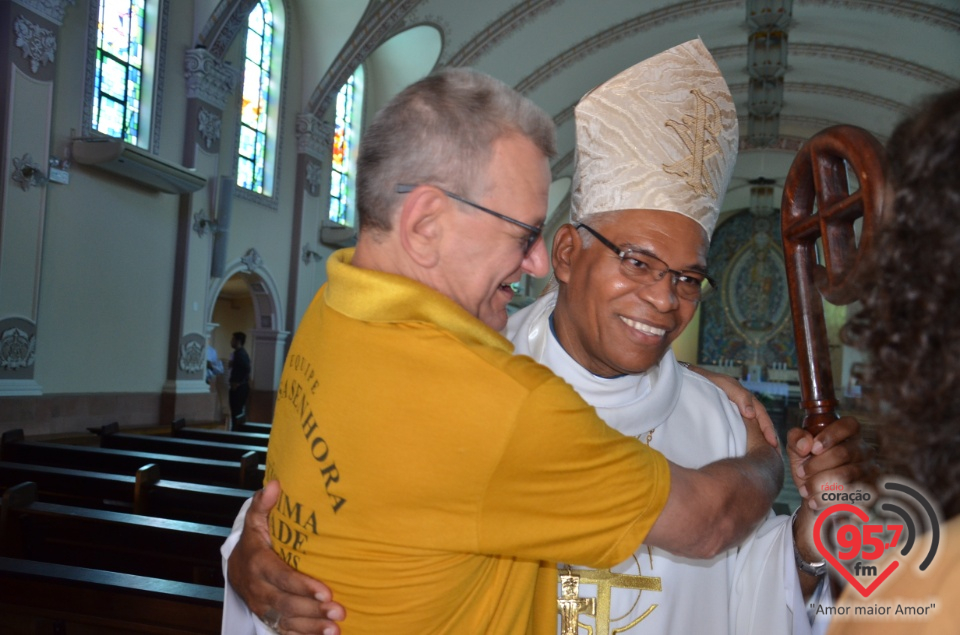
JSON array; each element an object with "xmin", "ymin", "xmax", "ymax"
[{"xmin": 780, "ymin": 125, "xmax": 886, "ymax": 434}]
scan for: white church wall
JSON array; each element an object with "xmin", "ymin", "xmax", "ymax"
[{"xmin": 33, "ymin": 0, "xmax": 193, "ymax": 395}]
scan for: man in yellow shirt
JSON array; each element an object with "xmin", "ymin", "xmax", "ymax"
[{"xmin": 221, "ymin": 67, "xmax": 784, "ymax": 635}]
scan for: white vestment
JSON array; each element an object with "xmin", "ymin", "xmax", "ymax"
[
  {"xmin": 506, "ymin": 290, "xmax": 826, "ymax": 635},
  {"xmin": 220, "ymin": 289, "xmax": 829, "ymax": 635}
]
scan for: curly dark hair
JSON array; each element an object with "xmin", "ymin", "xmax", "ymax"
[{"xmin": 843, "ymin": 87, "xmax": 960, "ymax": 519}]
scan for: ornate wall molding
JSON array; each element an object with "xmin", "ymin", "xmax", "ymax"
[
  {"xmin": 308, "ymin": 0, "xmax": 423, "ymax": 116},
  {"xmin": 444, "ymin": 0, "xmax": 561, "ymax": 68},
  {"xmin": 151, "ymin": 0, "xmax": 171, "ymax": 153},
  {"xmin": 177, "ymin": 334, "xmax": 206, "ymax": 374},
  {"xmin": 12, "ymin": 0, "xmax": 74, "ymax": 26},
  {"xmin": 553, "ymin": 103, "xmax": 575, "ymax": 128},
  {"xmin": 551, "ymin": 150, "xmax": 574, "ymax": 178},
  {"xmin": 789, "ymin": 43, "xmax": 957, "ymax": 88},
  {"xmin": 205, "ymin": 0, "xmax": 260, "ymax": 60},
  {"xmin": 295, "ymin": 113, "xmax": 334, "ymax": 159},
  {"xmin": 241, "ymin": 248, "xmax": 264, "ymax": 273},
  {"xmin": 305, "ymin": 160, "xmax": 323, "ymax": 197},
  {"xmin": 198, "ymin": 106, "xmax": 222, "ymax": 149},
  {"xmin": 12, "ymin": 14, "xmax": 56, "ymax": 73},
  {"xmin": 514, "ymin": 0, "xmax": 740, "ymax": 94},
  {"xmin": 184, "ymin": 48, "xmax": 240, "ymax": 109},
  {"xmin": 738, "ymin": 133, "xmax": 805, "ymax": 153},
  {"xmin": 732, "ymin": 81, "xmax": 909, "ymax": 114},
  {"xmin": 800, "ymin": 0, "xmax": 960, "ymax": 31},
  {"xmin": 0, "ymin": 326, "xmax": 37, "ymax": 370}
]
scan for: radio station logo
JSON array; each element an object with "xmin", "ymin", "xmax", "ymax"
[{"xmin": 812, "ymin": 479, "xmax": 941, "ymax": 597}]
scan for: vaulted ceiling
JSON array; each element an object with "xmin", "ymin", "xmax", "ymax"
[{"xmin": 298, "ymin": 0, "xmax": 959, "ymax": 220}]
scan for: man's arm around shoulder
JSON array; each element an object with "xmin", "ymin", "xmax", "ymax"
[{"xmin": 645, "ymin": 414, "xmax": 784, "ymax": 559}]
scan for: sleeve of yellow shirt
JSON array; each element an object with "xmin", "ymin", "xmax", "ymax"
[{"xmin": 476, "ymin": 371, "xmax": 670, "ymax": 569}]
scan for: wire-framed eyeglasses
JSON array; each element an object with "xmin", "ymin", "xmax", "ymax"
[
  {"xmin": 396, "ymin": 184, "xmax": 542, "ymax": 255},
  {"xmin": 576, "ymin": 223, "xmax": 716, "ymax": 302}
]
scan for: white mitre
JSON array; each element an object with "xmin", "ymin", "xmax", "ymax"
[{"xmin": 570, "ymin": 38, "xmax": 738, "ymax": 237}]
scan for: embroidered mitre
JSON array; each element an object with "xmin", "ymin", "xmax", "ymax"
[{"xmin": 570, "ymin": 38, "xmax": 738, "ymax": 237}]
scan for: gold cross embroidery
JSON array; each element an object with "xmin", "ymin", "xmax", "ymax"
[
  {"xmin": 663, "ymin": 88, "xmax": 723, "ymax": 198},
  {"xmin": 559, "ymin": 573, "xmax": 596, "ymax": 635},
  {"xmin": 557, "ymin": 568, "xmax": 662, "ymax": 635}
]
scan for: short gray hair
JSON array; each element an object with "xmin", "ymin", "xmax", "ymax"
[{"xmin": 355, "ymin": 67, "xmax": 556, "ymax": 233}]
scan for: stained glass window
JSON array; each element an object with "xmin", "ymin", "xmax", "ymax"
[
  {"xmin": 329, "ymin": 66, "xmax": 365, "ymax": 226},
  {"xmin": 237, "ymin": 1, "xmax": 274, "ymax": 193},
  {"xmin": 93, "ymin": 0, "xmax": 146, "ymax": 145}
]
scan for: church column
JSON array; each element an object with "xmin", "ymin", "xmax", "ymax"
[
  {"xmin": 160, "ymin": 47, "xmax": 239, "ymax": 424},
  {"xmin": 0, "ymin": 0, "xmax": 73, "ymax": 396},
  {"xmin": 248, "ymin": 326, "xmax": 287, "ymax": 421},
  {"xmin": 286, "ymin": 113, "xmax": 335, "ymax": 335}
]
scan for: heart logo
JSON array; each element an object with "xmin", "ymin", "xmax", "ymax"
[{"xmin": 813, "ymin": 503, "xmax": 900, "ymax": 597}]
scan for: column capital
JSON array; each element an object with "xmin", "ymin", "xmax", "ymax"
[
  {"xmin": 13, "ymin": 0, "xmax": 75, "ymax": 26},
  {"xmin": 296, "ymin": 113, "xmax": 334, "ymax": 160},
  {"xmin": 184, "ymin": 47, "xmax": 239, "ymax": 109}
]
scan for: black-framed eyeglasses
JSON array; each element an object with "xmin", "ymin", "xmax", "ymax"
[
  {"xmin": 576, "ymin": 223, "xmax": 716, "ymax": 302},
  {"xmin": 396, "ymin": 184, "xmax": 542, "ymax": 255}
]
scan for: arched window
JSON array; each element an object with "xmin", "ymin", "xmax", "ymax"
[
  {"xmin": 329, "ymin": 66, "xmax": 365, "ymax": 227},
  {"xmin": 92, "ymin": 0, "xmax": 159, "ymax": 147},
  {"xmin": 237, "ymin": 0, "xmax": 275, "ymax": 194}
]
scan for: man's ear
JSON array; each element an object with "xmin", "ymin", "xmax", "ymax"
[
  {"xmin": 552, "ymin": 223, "xmax": 580, "ymax": 284},
  {"xmin": 397, "ymin": 187, "xmax": 445, "ymax": 268}
]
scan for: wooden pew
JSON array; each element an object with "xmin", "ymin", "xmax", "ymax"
[
  {"xmin": 172, "ymin": 418, "xmax": 269, "ymax": 447},
  {"xmin": 94, "ymin": 422, "xmax": 267, "ymax": 464},
  {"xmin": 0, "ymin": 482, "xmax": 228, "ymax": 586},
  {"xmin": 2, "ymin": 428, "xmax": 262, "ymax": 490},
  {"xmin": 0, "ymin": 462, "xmax": 250, "ymax": 527},
  {"xmin": 0, "ymin": 557, "xmax": 222, "ymax": 634},
  {"xmin": 235, "ymin": 421, "xmax": 272, "ymax": 433}
]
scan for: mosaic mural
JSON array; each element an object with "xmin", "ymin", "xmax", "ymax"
[{"xmin": 699, "ymin": 210, "xmax": 797, "ymax": 369}]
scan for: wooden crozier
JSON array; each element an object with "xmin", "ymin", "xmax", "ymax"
[{"xmin": 780, "ymin": 125, "xmax": 886, "ymax": 434}]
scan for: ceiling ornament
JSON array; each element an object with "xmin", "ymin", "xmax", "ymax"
[{"xmin": 746, "ymin": 0, "xmax": 793, "ymax": 147}]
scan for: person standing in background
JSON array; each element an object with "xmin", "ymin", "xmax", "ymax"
[
  {"xmin": 229, "ymin": 331, "xmax": 251, "ymax": 428},
  {"xmin": 206, "ymin": 336, "xmax": 224, "ymax": 385}
]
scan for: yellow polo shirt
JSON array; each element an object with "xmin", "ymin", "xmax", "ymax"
[{"xmin": 266, "ymin": 249, "xmax": 670, "ymax": 634}]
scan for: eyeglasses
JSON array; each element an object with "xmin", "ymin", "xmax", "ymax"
[
  {"xmin": 396, "ymin": 184, "xmax": 542, "ymax": 255},
  {"xmin": 576, "ymin": 223, "xmax": 716, "ymax": 302}
]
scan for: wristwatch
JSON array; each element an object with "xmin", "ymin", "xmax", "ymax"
[{"xmin": 792, "ymin": 507, "xmax": 827, "ymax": 577}]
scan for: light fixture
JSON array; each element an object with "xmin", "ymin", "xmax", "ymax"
[
  {"xmin": 747, "ymin": 29, "xmax": 788, "ymax": 81},
  {"xmin": 746, "ymin": 0, "xmax": 793, "ymax": 31},
  {"xmin": 745, "ymin": 0, "xmax": 793, "ymax": 147},
  {"xmin": 193, "ymin": 210, "xmax": 219, "ymax": 238},
  {"xmin": 302, "ymin": 243, "xmax": 323, "ymax": 265},
  {"xmin": 749, "ymin": 177, "xmax": 777, "ymax": 216},
  {"xmin": 748, "ymin": 78, "xmax": 784, "ymax": 117},
  {"xmin": 11, "ymin": 154, "xmax": 47, "ymax": 191}
]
